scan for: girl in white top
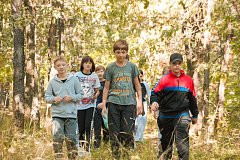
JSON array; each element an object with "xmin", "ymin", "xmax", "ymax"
[{"xmin": 75, "ymin": 56, "xmax": 100, "ymax": 152}]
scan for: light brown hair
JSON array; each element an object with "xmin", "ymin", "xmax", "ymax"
[
  {"xmin": 113, "ymin": 39, "xmax": 129, "ymax": 52},
  {"xmin": 95, "ymin": 65, "xmax": 105, "ymax": 72},
  {"xmin": 53, "ymin": 55, "xmax": 68, "ymax": 65}
]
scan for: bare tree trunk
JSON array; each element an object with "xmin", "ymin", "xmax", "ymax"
[
  {"xmin": 0, "ymin": 14, "xmax": 2, "ymax": 49},
  {"xmin": 214, "ymin": 36, "xmax": 232, "ymax": 135},
  {"xmin": 181, "ymin": 1, "xmax": 205, "ymax": 135},
  {"xmin": 0, "ymin": 84, "xmax": 2, "ymax": 109},
  {"xmin": 0, "ymin": 14, "xmax": 2, "ymax": 109},
  {"xmin": 58, "ymin": 15, "xmax": 64, "ymax": 55},
  {"xmin": 202, "ymin": 0, "xmax": 214, "ymax": 127},
  {"xmin": 24, "ymin": 0, "xmax": 40, "ymax": 129},
  {"xmin": 12, "ymin": 0, "xmax": 25, "ymax": 131},
  {"xmin": 48, "ymin": 18, "xmax": 57, "ymax": 57}
]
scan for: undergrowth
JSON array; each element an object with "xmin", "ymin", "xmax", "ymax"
[{"xmin": 0, "ymin": 112, "xmax": 239, "ymax": 160}]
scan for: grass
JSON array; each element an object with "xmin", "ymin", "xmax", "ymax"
[{"xmin": 0, "ymin": 111, "xmax": 239, "ymax": 160}]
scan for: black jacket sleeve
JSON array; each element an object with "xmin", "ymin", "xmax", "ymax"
[{"xmin": 188, "ymin": 92, "xmax": 198, "ymax": 118}]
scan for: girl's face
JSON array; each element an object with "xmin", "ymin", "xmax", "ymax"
[
  {"xmin": 139, "ymin": 73, "xmax": 143, "ymax": 82},
  {"xmin": 83, "ymin": 61, "xmax": 92, "ymax": 72}
]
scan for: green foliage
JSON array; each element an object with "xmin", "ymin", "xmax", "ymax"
[{"xmin": 0, "ymin": 1, "xmax": 240, "ymax": 157}]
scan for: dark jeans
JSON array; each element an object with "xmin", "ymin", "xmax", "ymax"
[
  {"xmin": 158, "ymin": 115, "xmax": 191, "ymax": 160},
  {"xmin": 77, "ymin": 107, "xmax": 94, "ymax": 150},
  {"xmin": 94, "ymin": 107, "xmax": 109, "ymax": 148},
  {"xmin": 108, "ymin": 103, "xmax": 136, "ymax": 160}
]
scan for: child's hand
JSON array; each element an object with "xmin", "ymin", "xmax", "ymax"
[
  {"xmin": 136, "ymin": 103, "xmax": 143, "ymax": 116},
  {"xmin": 63, "ymin": 96, "xmax": 72, "ymax": 102},
  {"xmin": 101, "ymin": 104, "xmax": 107, "ymax": 119},
  {"xmin": 153, "ymin": 110, "xmax": 159, "ymax": 119},
  {"xmin": 191, "ymin": 118, "xmax": 198, "ymax": 124},
  {"xmin": 54, "ymin": 96, "xmax": 63, "ymax": 103},
  {"xmin": 97, "ymin": 103, "xmax": 102, "ymax": 109},
  {"xmin": 151, "ymin": 102, "xmax": 159, "ymax": 111},
  {"xmin": 92, "ymin": 94, "xmax": 97, "ymax": 99}
]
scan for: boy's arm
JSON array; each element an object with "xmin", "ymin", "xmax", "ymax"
[
  {"xmin": 102, "ymin": 80, "xmax": 110, "ymax": 116},
  {"xmin": 133, "ymin": 76, "xmax": 143, "ymax": 116},
  {"xmin": 45, "ymin": 82, "xmax": 56, "ymax": 103},
  {"xmin": 188, "ymin": 80, "xmax": 198, "ymax": 124}
]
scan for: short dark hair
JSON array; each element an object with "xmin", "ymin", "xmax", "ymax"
[
  {"xmin": 139, "ymin": 69, "xmax": 143, "ymax": 75},
  {"xmin": 95, "ymin": 65, "xmax": 105, "ymax": 72},
  {"xmin": 80, "ymin": 55, "xmax": 95, "ymax": 72},
  {"xmin": 113, "ymin": 39, "xmax": 129, "ymax": 52}
]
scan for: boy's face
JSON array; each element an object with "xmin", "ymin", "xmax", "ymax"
[
  {"xmin": 170, "ymin": 60, "xmax": 182, "ymax": 74},
  {"xmin": 54, "ymin": 60, "xmax": 68, "ymax": 74},
  {"xmin": 96, "ymin": 69, "xmax": 104, "ymax": 79},
  {"xmin": 115, "ymin": 49, "xmax": 127, "ymax": 63}
]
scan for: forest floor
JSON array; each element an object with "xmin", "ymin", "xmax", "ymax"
[{"xmin": 0, "ymin": 108, "xmax": 239, "ymax": 160}]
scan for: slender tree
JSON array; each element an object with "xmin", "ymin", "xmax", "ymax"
[
  {"xmin": 24, "ymin": 0, "xmax": 40, "ymax": 129},
  {"xmin": 12, "ymin": 0, "xmax": 25, "ymax": 130},
  {"xmin": 0, "ymin": 14, "xmax": 2, "ymax": 108}
]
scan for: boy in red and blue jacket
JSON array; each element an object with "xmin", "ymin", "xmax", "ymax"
[{"xmin": 151, "ymin": 53, "xmax": 198, "ymax": 160}]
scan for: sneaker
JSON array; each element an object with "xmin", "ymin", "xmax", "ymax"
[
  {"xmin": 78, "ymin": 146, "xmax": 86, "ymax": 157},
  {"xmin": 78, "ymin": 146, "xmax": 91, "ymax": 158}
]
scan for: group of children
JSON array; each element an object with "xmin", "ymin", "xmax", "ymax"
[{"xmin": 45, "ymin": 39, "xmax": 198, "ymax": 160}]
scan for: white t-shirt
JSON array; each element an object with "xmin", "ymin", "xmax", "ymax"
[{"xmin": 75, "ymin": 71, "xmax": 100, "ymax": 110}]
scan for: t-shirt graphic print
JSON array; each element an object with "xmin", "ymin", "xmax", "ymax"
[{"xmin": 75, "ymin": 71, "xmax": 100, "ymax": 110}]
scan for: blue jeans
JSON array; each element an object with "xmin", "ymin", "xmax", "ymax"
[
  {"xmin": 134, "ymin": 101, "xmax": 148, "ymax": 141},
  {"xmin": 52, "ymin": 117, "xmax": 77, "ymax": 159},
  {"xmin": 158, "ymin": 114, "xmax": 191, "ymax": 160}
]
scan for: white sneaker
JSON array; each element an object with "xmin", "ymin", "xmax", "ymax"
[{"xmin": 78, "ymin": 146, "xmax": 91, "ymax": 157}]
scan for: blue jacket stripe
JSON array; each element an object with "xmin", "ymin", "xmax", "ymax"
[{"xmin": 165, "ymin": 86, "xmax": 189, "ymax": 92}]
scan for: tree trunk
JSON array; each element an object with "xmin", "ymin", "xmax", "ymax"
[
  {"xmin": 48, "ymin": 18, "xmax": 57, "ymax": 57},
  {"xmin": 214, "ymin": 37, "xmax": 232, "ymax": 135},
  {"xmin": 12, "ymin": 0, "xmax": 25, "ymax": 130},
  {"xmin": 202, "ymin": 0, "xmax": 214, "ymax": 127},
  {"xmin": 0, "ymin": 14, "xmax": 2, "ymax": 48},
  {"xmin": 0, "ymin": 14, "xmax": 2, "ymax": 109},
  {"xmin": 25, "ymin": 0, "xmax": 40, "ymax": 129},
  {"xmin": 58, "ymin": 17, "xmax": 65, "ymax": 55},
  {"xmin": 182, "ymin": 1, "xmax": 205, "ymax": 135}
]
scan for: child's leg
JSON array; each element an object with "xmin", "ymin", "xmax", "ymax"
[
  {"xmin": 52, "ymin": 118, "xmax": 65, "ymax": 159},
  {"xmin": 119, "ymin": 105, "xmax": 136, "ymax": 159},
  {"xmin": 77, "ymin": 110, "xmax": 86, "ymax": 147},
  {"xmin": 158, "ymin": 117, "xmax": 175, "ymax": 159},
  {"xmin": 65, "ymin": 118, "xmax": 78, "ymax": 159},
  {"xmin": 94, "ymin": 108, "xmax": 102, "ymax": 148},
  {"xmin": 108, "ymin": 103, "xmax": 121, "ymax": 160},
  {"xmin": 84, "ymin": 107, "xmax": 94, "ymax": 151},
  {"xmin": 175, "ymin": 115, "xmax": 190, "ymax": 160}
]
